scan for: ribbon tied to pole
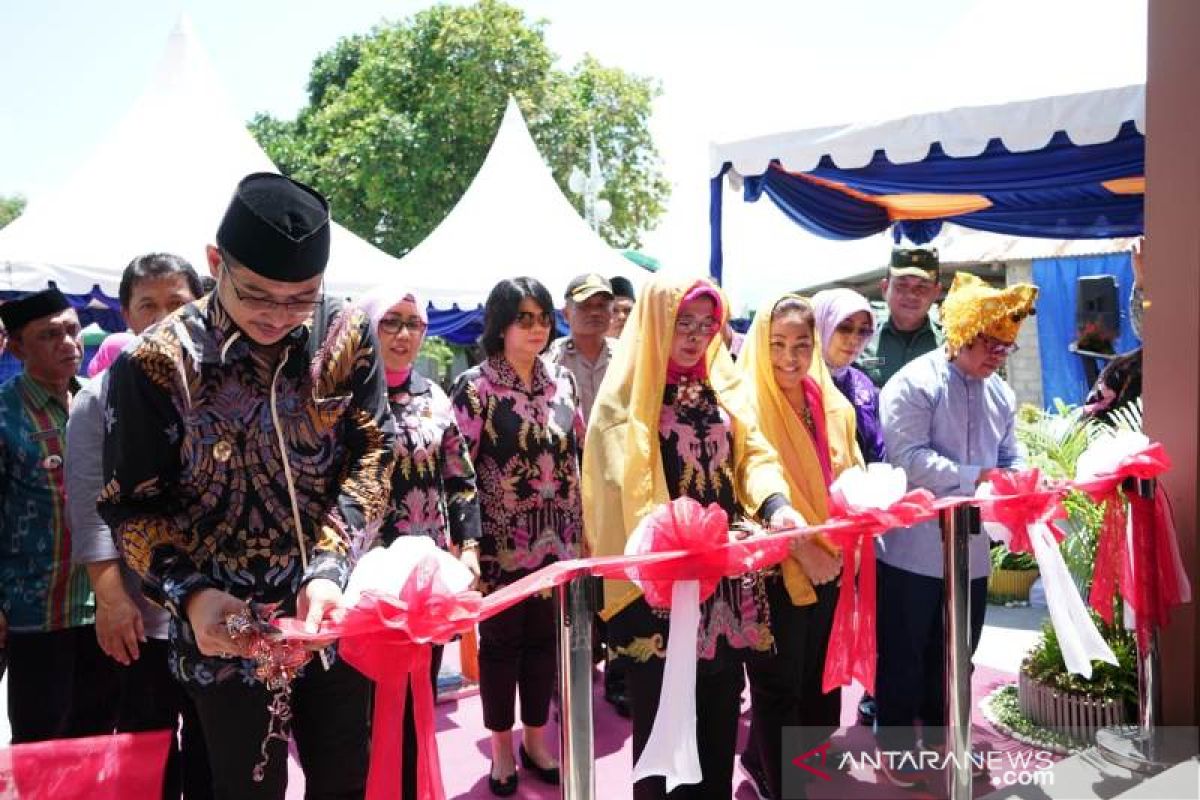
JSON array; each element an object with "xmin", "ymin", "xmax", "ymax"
[
  {"xmin": 821, "ymin": 464, "xmax": 937, "ymax": 694},
  {"xmin": 976, "ymin": 468, "xmax": 1117, "ymax": 677}
]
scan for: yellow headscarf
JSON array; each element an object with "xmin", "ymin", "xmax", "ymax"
[
  {"xmin": 739, "ymin": 293, "xmax": 863, "ymax": 605},
  {"xmin": 941, "ymin": 272, "xmax": 1039, "ymax": 355},
  {"xmin": 583, "ymin": 274, "xmax": 790, "ymax": 618}
]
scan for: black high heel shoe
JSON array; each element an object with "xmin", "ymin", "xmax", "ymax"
[
  {"xmin": 488, "ymin": 763, "xmax": 518, "ymax": 797},
  {"xmin": 519, "ymin": 743, "xmax": 561, "ymax": 786}
]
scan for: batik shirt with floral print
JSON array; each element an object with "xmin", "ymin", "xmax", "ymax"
[
  {"xmin": 450, "ymin": 355, "xmax": 583, "ymax": 594},
  {"xmin": 610, "ymin": 377, "xmax": 778, "ymax": 671},
  {"xmin": 382, "ymin": 369, "xmax": 480, "ymax": 549},
  {"xmin": 98, "ymin": 294, "xmax": 396, "ymax": 685}
]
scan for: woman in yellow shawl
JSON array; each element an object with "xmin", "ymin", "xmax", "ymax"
[
  {"xmin": 583, "ymin": 274, "xmax": 806, "ymax": 799},
  {"xmin": 735, "ymin": 293, "xmax": 864, "ymax": 798}
]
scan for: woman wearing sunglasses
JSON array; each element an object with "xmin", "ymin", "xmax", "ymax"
[
  {"xmin": 450, "ymin": 277, "xmax": 584, "ymax": 796},
  {"xmin": 811, "ymin": 288, "xmax": 887, "ymax": 464},
  {"xmin": 356, "ymin": 284, "xmax": 482, "ymax": 799}
]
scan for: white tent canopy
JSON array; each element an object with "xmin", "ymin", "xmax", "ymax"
[
  {"xmin": 709, "ymin": 83, "xmax": 1145, "ymax": 178},
  {"xmin": 0, "ymin": 17, "xmax": 397, "ymax": 300},
  {"xmin": 394, "ymin": 98, "xmax": 638, "ymax": 307}
]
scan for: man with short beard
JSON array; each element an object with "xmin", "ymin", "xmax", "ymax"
[{"xmin": 608, "ymin": 275, "xmax": 636, "ymax": 338}]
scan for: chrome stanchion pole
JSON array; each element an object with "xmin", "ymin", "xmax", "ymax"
[
  {"xmin": 1096, "ymin": 478, "xmax": 1172, "ymax": 774},
  {"xmin": 556, "ymin": 576, "xmax": 597, "ymax": 799},
  {"xmin": 942, "ymin": 503, "xmax": 977, "ymax": 800},
  {"xmin": 1134, "ymin": 478, "xmax": 1164, "ymax": 757}
]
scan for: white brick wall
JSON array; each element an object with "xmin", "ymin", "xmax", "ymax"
[{"xmin": 1004, "ymin": 259, "xmax": 1044, "ymax": 409}]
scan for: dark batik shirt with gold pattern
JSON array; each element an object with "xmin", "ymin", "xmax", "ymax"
[
  {"xmin": 610, "ymin": 377, "xmax": 777, "ymax": 672},
  {"xmin": 98, "ymin": 294, "xmax": 396, "ymax": 685}
]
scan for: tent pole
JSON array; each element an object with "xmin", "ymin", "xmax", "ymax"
[{"xmin": 709, "ymin": 172, "xmax": 726, "ymax": 285}]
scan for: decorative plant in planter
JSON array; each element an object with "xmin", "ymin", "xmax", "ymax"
[
  {"xmin": 1015, "ymin": 611, "xmax": 1137, "ymax": 749},
  {"xmin": 985, "ymin": 401, "xmax": 1143, "ymax": 751},
  {"xmin": 986, "ymin": 611, "xmax": 1137, "ymax": 754}
]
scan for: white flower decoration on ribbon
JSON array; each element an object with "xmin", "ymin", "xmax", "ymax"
[{"xmin": 830, "ymin": 463, "xmax": 908, "ymax": 510}]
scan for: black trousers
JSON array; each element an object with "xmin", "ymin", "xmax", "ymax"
[
  {"xmin": 743, "ymin": 578, "xmax": 842, "ymax": 799},
  {"xmin": 626, "ymin": 651, "xmax": 746, "ymax": 800},
  {"xmin": 186, "ymin": 655, "xmax": 371, "ymax": 800},
  {"xmin": 400, "ymin": 644, "xmax": 444, "ymax": 800},
  {"xmin": 478, "ymin": 594, "xmax": 557, "ymax": 732},
  {"xmin": 875, "ymin": 563, "xmax": 988, "ymax": 752},
  {"xmin": 6, "ymin": 625, "xmax": 120, "ymax": 744},
  {"xmin": 116, "ymin": 638, "xmax": 212, "ymax": 800}
]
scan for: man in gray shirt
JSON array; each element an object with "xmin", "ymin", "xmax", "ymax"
[
  {"xmin": 873, "ymin": 272, "xmax": 1036, "ymax": 788},
  {"xmin": 545, "ymin": 273, "xmax": 630, "ymax": 715},
  {"xmin": 67, "ymin": 252, "xmax": 206, "ymax": 799}
]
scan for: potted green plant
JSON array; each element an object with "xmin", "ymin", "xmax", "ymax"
[
  {"xmin": 988, "ymin": 544, "xmax": 1039, "ymax": 602},
  {"xmin": 985, "ymin": 401, "xmax": 1142, "ymax": 750}
]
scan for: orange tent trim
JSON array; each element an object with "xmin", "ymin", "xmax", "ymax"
[{"xmin": 776, "ymin": 167, "xmax": 994, "ymax": 221}]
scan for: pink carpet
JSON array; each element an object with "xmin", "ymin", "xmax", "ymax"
[{"xmin": 283, "ymin": 645, "xmax": 1043, "ymax": 798}]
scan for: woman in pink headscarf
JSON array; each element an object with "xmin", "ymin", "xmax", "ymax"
[
  {"xmin": 355, "ymin": 286, "xmax": 482, "ymax": 800},
  {"xmin": 811, "ymin": 288, "xmax": 886, "ymax": 463}
]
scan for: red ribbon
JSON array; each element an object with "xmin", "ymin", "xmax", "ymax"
[
  {"xmin": 281, "ymin": 556, "xmax": 483, "ymax": 800},
  {"xmin": 612, "ymin": 497, "xmax": 794, "ymax": 608},
  {"xmin": 975, "ymin": 469, "xmax": 1067, "ymax": 551},
  {"xmin": 1124, "ymin": 486, "xmax": 1187, "ymax": 650},
  {"xmin": 274, "ymin": 447, "xmax": 1188, "ymax": 793},
  {"xmin": 0, "ymin": 731, "xmax": 171, "ymax": 800},
  {"xmin": 1072, "ymin": 443, "xmax": 1178, "ymax": 647},
  {"xmin": 1087, "ymin": 491, "xmax": 1129, "ymax": 625},
  {"xmin": 623, "ymin": 497, "xmax": 730, "ymax": 607},
  {"xmin": 820, "ymin": 488, "xmax": 938, "ymax": 694}
]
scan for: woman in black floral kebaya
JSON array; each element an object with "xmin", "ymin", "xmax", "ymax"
[
  {"xmin": 450, "ymin": 278, "xmax": 583, "ymax": 796},
  {"xmin": 357, "ymin": 284, "xmax": 482, "ymax": 800}
]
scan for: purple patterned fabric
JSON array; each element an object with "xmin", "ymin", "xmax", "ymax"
[{"xmin": 832, "ymin": 365, "xmax": 887, "ymax": 464}]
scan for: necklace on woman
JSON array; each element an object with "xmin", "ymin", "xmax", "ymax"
[
  {"xmin": 787, "ymin": 392, "xmax": 815, "ymax": 434},
  {"xmin": 798, "ymin": 403, "xmax": 815, "ymax": 434}
]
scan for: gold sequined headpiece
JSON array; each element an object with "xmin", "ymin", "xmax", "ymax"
[{"xmin": 941, "ymin": 272, "xmax": 1038, "ymax": 355}]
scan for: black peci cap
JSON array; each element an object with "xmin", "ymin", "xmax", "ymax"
[
  {"xmin": 216, "ymin": 172, "xmax": 331, "ymax": 283},
  {"xmin": 0, "ymin": 288, "xmax": 72, "ymax": 334}
]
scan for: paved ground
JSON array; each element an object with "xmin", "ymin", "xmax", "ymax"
[
  {"xmin": 973, "ymin": 603, "xmax": 1046, "ymax": 674},
  {"xmin": 2, "ymin": 601, "xmax": 1051, "ymax": 799}
]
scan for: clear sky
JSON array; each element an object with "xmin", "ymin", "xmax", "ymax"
[{"xmin": 0, "ymin": 0, "xmax": 1146, "ymax": 310}]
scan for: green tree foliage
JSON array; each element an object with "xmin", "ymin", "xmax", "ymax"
[
  {"xmin": 0, "ymin": 194, "xmax": 26, "ymax": 230},
  {"xmin": 249, "ymin": 0, "xmax": 668, "ymax": 257}
]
